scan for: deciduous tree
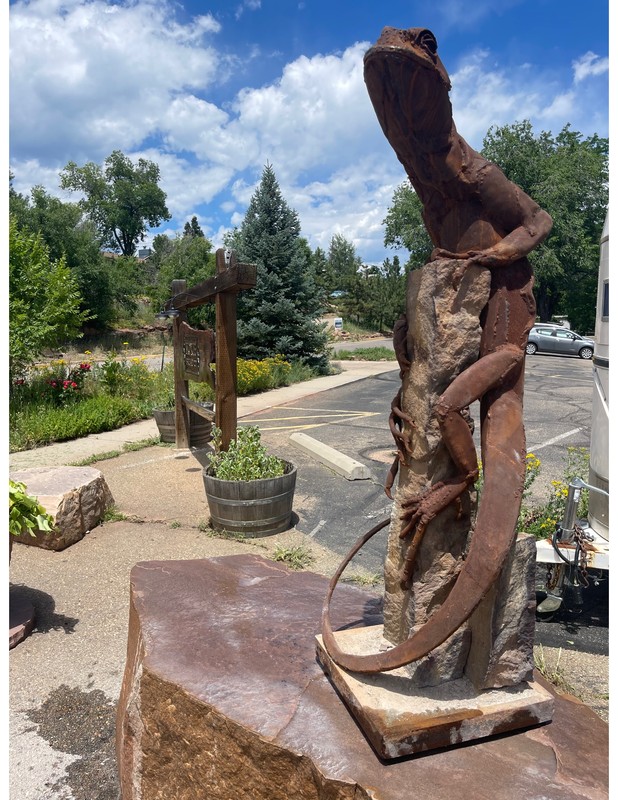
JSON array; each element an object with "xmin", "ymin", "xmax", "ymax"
[
  {"xmin": 9, "ymin": 218, "xmax": 89, "ymax": 377},
  {"xmin": 60, "ymin": 150, "xmax": 171, "ymax": 257}
]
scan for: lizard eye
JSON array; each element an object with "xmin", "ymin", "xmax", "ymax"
[{"xmin": 416, "ymin": 29, "xmax": 438, "ymax": 56}]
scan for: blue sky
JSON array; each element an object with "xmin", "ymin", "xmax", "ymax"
[{"xmin": 8, "ymin": 0, "xmax": 609, "ymax": 264}]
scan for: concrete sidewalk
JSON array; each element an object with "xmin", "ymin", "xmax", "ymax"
[{"xmin": 9, "ymin": 360, "xmax": 398, "ymax": 470}]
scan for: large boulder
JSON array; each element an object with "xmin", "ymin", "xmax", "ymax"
[{"xmin": 10, "ymin": 466, "xmax": 114, "ymax": 551}]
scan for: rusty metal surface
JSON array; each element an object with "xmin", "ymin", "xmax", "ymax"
[{"xmin": 322, "ymin": 26, "xmax": 553, "ymax": 673}]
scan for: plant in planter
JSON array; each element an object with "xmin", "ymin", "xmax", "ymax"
[
  {"xmin": 9, "ymin": 479, "xmax": 54, "ymax": 558},
  {"xmin": 203, "ymin": 426, "xmax": 296, "ymax": 536}
]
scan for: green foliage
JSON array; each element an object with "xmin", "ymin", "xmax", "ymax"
[
  {"xmin": 9, "ymin": 480, "xmax": 54, "ymax": 537},
  {"xmin": 481, "ymin": 122, "xmax": 608, "ymax": 332},
  {"xmin": 9, "ymin": 182, "xmax": 115, "ymax": 329},
  {"xmin": 383, "ymin": 182, "xmax": 433, "ymax": 270},
  {"xmin": 327, "ymin": 233, "xmax": 362, "ymax": 293},
  {"xmin": 9, "ymin": 395, "xmax": 146, "ymax": 452},
  {"xmin": 272, "ymin": 544, "xmax": 315, "ymax": 570},
  {"xmin": 9, "ymin": 218, "xmax": 90, "ymax": 378},
  {"xmin": 519, "ymin": 448, "xmax": 590, "ymax": 539},
  {"xmin": 331, "ymin": 347, "xmax": 396, "ymax": 361},
  {"xmin": 208, "ymin": 426, "xmax": 286, "ymax": 482},
  {"xmin": 60, "ymin": 149, "xmax": 171, "ymax": 257},
  {"xmin": 148, "ymin": 233, "xmax": 216, "ymax": 328},
  {"xmin": 232, "ymin": 164, "xmax": 329, "ymax": 371},
  {"xmin": 477, "ymin": 447, "xmax": 590, "ymax": 540},
  {"xmin": 335, "ymin": 255, "xmax": 406, "ymax": 332}
]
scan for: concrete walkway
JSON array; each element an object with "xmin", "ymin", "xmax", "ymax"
[{"xmin": 9, "ymin": 360, "xmax": 398, "ymax": 470}]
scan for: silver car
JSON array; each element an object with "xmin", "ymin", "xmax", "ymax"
[{"xmin": 525, "ymin": 325, "xmax": 595, "ymax": 359}]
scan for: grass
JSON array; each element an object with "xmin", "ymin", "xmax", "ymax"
[
  {"xmin": 343, "ymin": 571, "xmax": 383, "ymax": 587},
  {"xmin": 69, "ymin": 437, "xmax": 164, "ymax": 466},
  {"xmin": 534, "ymin": 644, "xmax": 575, "ymax": 694},
  {"xmin": 11, "ymin": 352, "xmax": 325, "ymax": 453},
  {"xmin": 272, "ymin": 544, "xmax": 315, "ymax": 570},
  {"xmin": 101, "ymin": 505, "xmax": 128, "ymax": 523},
  {"xmin": 331, "ymin": 347, "xmax": 396, "ymax": 361}
]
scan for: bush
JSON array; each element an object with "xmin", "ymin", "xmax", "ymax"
[
  {"xmin": 477, "ymin": 448, "xmax": 591, "ymax": 540},
  {"xmin": 9, "ymin": 351, "xmax": 321, "ymax": 452},
  {"xmin": 208, "ymin": 426, "xmax": 285, "ymax": 481}
]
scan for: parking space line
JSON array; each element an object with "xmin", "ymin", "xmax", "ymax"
[
  {"xmin": 240, "ymin": 408, "xmax": 380, "ymax": 432},
  {"xmin": 528, "ymin": 427, "xmax": 583, "ymax": 452}
]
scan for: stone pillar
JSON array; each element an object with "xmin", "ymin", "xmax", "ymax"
[{"xmin": 382, "ymin": 258, "xmax": 490, "ymax": 686}]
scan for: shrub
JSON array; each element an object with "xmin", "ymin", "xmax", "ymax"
[{"xmin": 208, "ymin": 426, "xmax": 286, "ymax": 481}]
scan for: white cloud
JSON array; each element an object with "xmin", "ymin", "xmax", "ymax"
[
  {"xmin": 8, "ymin": 2, "xmax": 608, "ymax": 265},
  {"xmin": 9, "ymin": 0, "xmax": 221, "ymax": 162},
  {"xmin": 572, "ymin": 51, "xmax": 609, "ymax": 83}
]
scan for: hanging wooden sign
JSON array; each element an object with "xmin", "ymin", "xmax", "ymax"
[{"xmin": 178, "ymin": 321, "xmax": 215, "ymax": 387}]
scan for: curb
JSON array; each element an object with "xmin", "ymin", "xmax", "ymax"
[{"xmin": 289, "ymin": 431, "xmax": 372, "ymax": 481}]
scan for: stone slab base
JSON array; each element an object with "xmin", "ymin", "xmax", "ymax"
[
  {"xmin": 9, "ymin": 588, "xmax": 36, "ymax": 649},
  {"xmin": 116, "ymin": 555, "xmax": 608, "ymax": 800},
  {"xmin": 316, "ymin": 626, "xmax": 554, "ymax": 759}
]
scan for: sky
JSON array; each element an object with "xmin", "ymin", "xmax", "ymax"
[{"xmin": 7, "ymin": 0, "xmax": 610, "ymax": 265}]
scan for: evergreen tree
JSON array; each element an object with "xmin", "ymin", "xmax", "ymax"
[
  {"xmin": 234, "ymin": 164, "xmax": 329, "ymax": 371},
  {"xmin": 327, "ymin": 233, "xmax": 362, "ymax": 292},
  {"xmin": 183, "ymin": 216, "xmax": 205, "ymax": 238}
]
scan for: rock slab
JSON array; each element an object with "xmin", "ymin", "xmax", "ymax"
[
  {"xmin": 116, "ymin": 554, "xmax": 609, "ymax": 800},
  {"xmin": 10, "ymin": 466, "xmax": 114, "ymax": 551},
  {"xmin": 316, "ymin": 626, "xmax": 553, "ymax": 759}
]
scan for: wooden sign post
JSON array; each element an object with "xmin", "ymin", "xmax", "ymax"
[{"xmin": 163, "ymin": 249, "xmax": 257, "ymax": 450}]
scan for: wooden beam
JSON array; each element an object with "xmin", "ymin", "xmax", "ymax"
[
  {"xmin": 171, "ymin": 279, "xmax": 190, "ymax": 449},
  {"xmin": 180, "ymin": 396, "xmax": 215, "ymax": 422},
  {"xmin": 214, "ymin": 250, "xmax": 239, "ymax": 451},
  {"xmin": 164, "ymin": 263, "xmax": 256, "ymax": 311}
]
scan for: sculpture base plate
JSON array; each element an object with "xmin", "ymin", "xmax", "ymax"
[{"xmin": 316, "ymin": 625, "xmax": 554, "ymax": 759}]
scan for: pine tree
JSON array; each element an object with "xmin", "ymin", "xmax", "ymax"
[{"xmin": 234, "ymin": 164, "xmax": 329, "ymax": 371}]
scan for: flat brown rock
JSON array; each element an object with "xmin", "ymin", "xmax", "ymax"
[
  {"xmin": 116, "ymin": 554, "xmax": 608, "ymax": 800},
  {"xmin": 10, "ymin": 466, "xmax": 114, "ymax": 550}
]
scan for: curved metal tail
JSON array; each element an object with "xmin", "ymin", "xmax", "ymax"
[{"xmin": 321, "ymin": 458, "xmax": 524, "ymax": 673}]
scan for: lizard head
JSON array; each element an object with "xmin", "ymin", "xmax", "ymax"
[{"xmin": 364, "ymin": 27, "xmax": 454, "ymax": 155}]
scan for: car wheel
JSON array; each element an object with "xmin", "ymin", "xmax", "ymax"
[
  {"xmin": 525, "ymin": 342, "xmax": 537, "ymax": 355},
  {"xmin": 579, "ymin": 347, "xmax": 593, "ymax": 360}
]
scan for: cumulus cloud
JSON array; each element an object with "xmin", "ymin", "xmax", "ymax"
[
  {"xmin": 9, "ymin": 1, "xmax": 608, "ymax": 263},
  {"xmin": 9, "ymin": 0, "xmax": 221, "ymax": 163}
]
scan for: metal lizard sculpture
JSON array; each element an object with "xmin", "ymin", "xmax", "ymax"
[{"xmin": 321, "ymin": 26, "xmax": 553, "ymax": 673}]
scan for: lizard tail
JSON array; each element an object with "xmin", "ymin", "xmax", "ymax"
[{"xmin": 321, "ymin": 453, "xmax": 524, "ymax": 673}]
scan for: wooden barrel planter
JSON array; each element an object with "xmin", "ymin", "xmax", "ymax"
[
  {"xmin": 202, "ymin": 461, "xmax": 297, "ymax": 537},
  {"xmin": 153, "ymin": 405, "xmax": 213, "ymax": 448}
]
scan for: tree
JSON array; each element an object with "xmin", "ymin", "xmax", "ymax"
[
  {"xmin": 310, "ymin": 245, "xmax": 332, "ymax": 300},
  {"xmin": 340, "ymin": 256, "xmax": 406, "ymax": 332},
  {"xmin": 383, "ymin": 122, "xmax": 608, "ymax": 332},
  {"xmin": 232, "ymin": 164, "xmax": 329, "ymax": 370},
  {"xmin": 150, "ymin": 232, "xmax": 216, "ymax": 328},
  {"xmin": 327, "ymin": 233, "xmax": 362, "ymax": 292},
  {"xmin": 481, "ymin": 121, "xmax": 607, "ymax": 331},
  {"xmin": 9, "ymin": 217, "xmax": 89, "ymax": 377},
  {"xmin": 183, "ymin": 216, "xmax": 205, "ymax": 239},
  {"xmin": 383, "ymin": 183, "xmax": 433, "ymax": 270},
  {"xmin": 9, "ymin": 181, "xmax": 115, "ymax": 328},
  {"xmin": 60, "ymin": 150, "xmax": 171, "ymax": 257}
]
